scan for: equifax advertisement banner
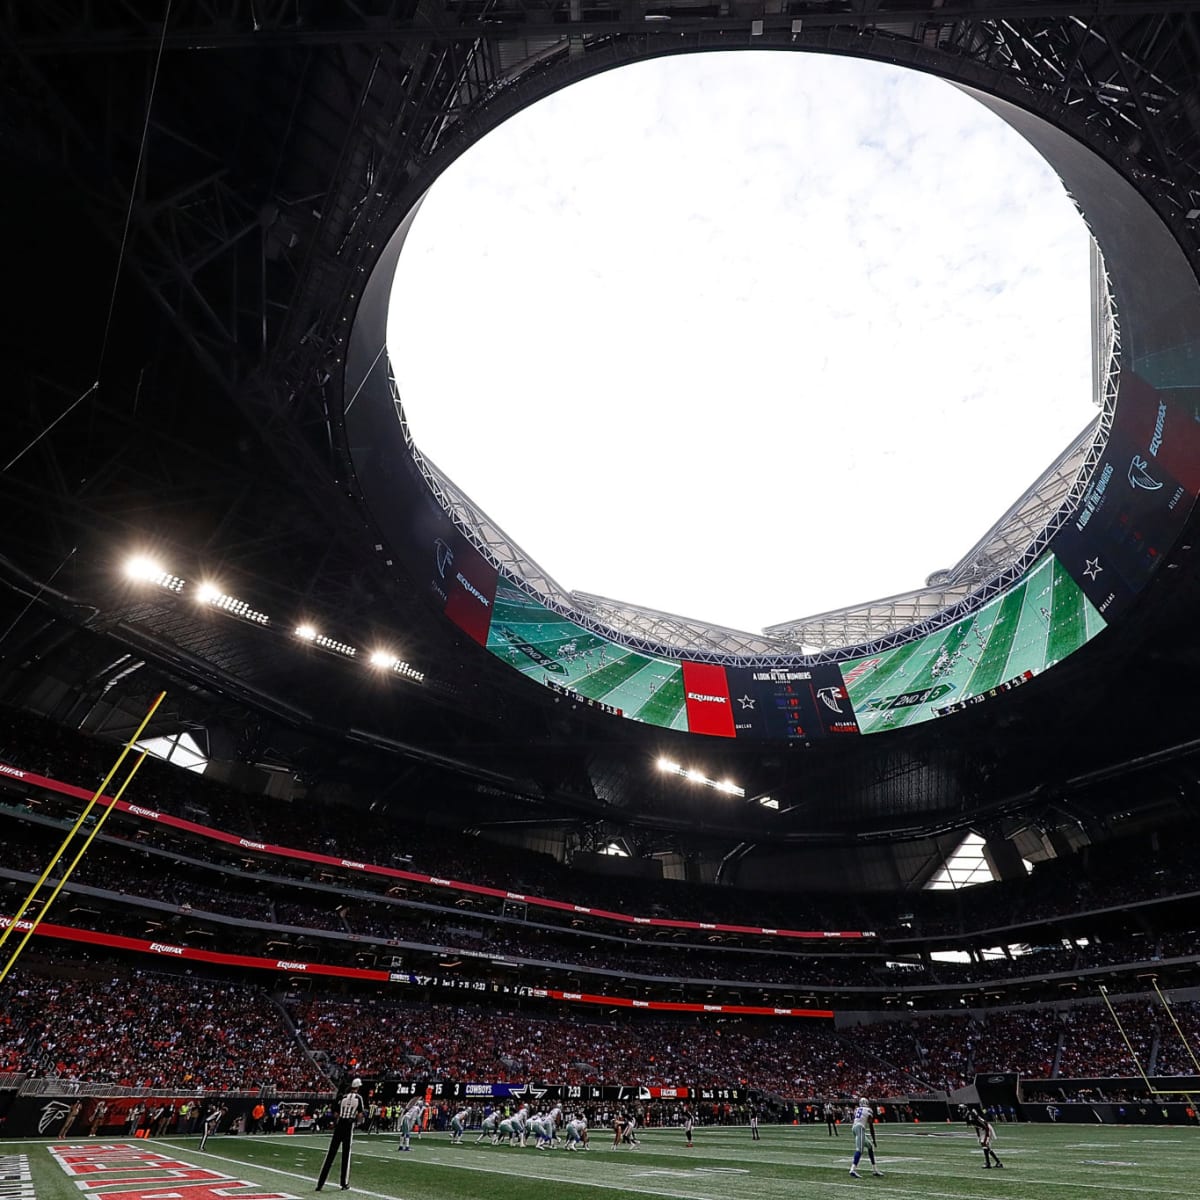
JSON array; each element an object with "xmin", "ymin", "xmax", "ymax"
[
  {"xmin": 681, "ymin": 661, "xmax": 735, "ymax": 737},
  {"xmin": 0, "ymin": 760, "xmax": 873, "ymax": 940},
  {"xmin": 435, "ymin": 527, "xmax": 498, "ymax": 646},
  {"xmin": 0, "ymin": 914, "xmax": 832, "ymax": 1020}
]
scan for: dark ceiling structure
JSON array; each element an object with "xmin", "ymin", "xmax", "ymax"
[{"xmin": 4, "ymin": 1, "xmax": 1200, "ymax": 889}]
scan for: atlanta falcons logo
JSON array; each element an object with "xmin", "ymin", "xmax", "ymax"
[
  {"xmin": 1127, "ymin": 454, "xmax": 1162, "ymax": 491},
  {"xmin": 434, "ymin": 538, "xmax": 454, "ymax": 578},
  {"xmin": 38, "ymin": 1100, "xmax": 72, "ymax": 1134},
  {"xmin": 817, "ymin": 686, "xmax": 845, "ymax": 714}
]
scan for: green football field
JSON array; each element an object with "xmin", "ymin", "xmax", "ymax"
[{"xmin": 12, "ymin": 1123, "xmax": 1198, "ymax": 1200}]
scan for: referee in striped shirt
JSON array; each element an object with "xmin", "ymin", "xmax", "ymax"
[{"xmin": 316, "ymin": 1079, "xmax": 365, "ymax": 1191}]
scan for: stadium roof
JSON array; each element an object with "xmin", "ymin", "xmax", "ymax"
[{"xmin": 4, "ymin": 2, "xmax": 1200, "ymax": 889}]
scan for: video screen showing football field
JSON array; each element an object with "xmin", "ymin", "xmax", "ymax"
[
  {"xmin": 841, "ymin": 552, "xmax": 1106, "ymax": 734},
  {"xmin": 486, "ymin": 581, "xmax": 689, "ymax": 728}
]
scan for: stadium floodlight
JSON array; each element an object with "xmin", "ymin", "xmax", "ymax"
[
  {"xmin": 758, "ymin": 796, "xmax": 780, "ymax": 809},
  {"xmin": 369, "ymin": 648, "xmax": 425, "ymax": 682},
  {"xmin": 124, "ymin": 555, "xmax": 185, "ymax": 593},
  {"xmin": 658, "ymin": 759, "xmax": 744, "ymax": 797},
  {"xmin": 194, "ymin": 582, "xmax": 270, "ymax": 626},
  {"xmin": 296, "ymin": 622, "xmax": 361, "ymax": 660}
]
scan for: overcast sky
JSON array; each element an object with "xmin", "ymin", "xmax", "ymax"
[{"xmin": 388, "ymin": 52, "xmax": 1095, "ymax": 635}]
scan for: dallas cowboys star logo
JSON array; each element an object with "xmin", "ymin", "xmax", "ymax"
[
  {"xmin": 1083, "ymin": 557, "xmax": 1103, "ymax": 581},
  {"xmin": 737, "ymin": 695, "xmax": 756, "ymax": 710}
]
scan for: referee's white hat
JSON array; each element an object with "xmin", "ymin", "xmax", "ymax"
[{"xmin": 351, "ymin": 1078, "xmax": 362, "ymax": 1088}]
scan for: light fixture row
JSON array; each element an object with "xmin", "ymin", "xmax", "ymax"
[
  {"xmin": 655, "ymin": 757, "xmax": 744, "ymax": 797},
  {"xmin": 123, "ymin": 555, "xmax": 424, "ymax": 682}
]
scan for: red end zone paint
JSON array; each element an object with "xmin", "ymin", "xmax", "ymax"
[
  {"xmin": 681, "ymin": 661, "xmax": 735, "ymax": 737},
  {"xmin": 48, "ymin": 1145, "xmax": 297, "ymax": 1200}
]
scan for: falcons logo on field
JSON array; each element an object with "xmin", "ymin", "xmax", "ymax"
[{"xmin": 39, "ymin": 1101, "xmax": 72, "ymax": 1134}]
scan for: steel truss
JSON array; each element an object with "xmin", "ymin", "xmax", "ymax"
[{"xmin": 3, "ymin": 1, "xmax": 1199, "ymax": 700}]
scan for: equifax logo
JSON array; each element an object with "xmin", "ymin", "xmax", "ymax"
[
  {"xmin": 150, "ymin": 942, "xmax": 184, "ymax": 955},
  {"xmin": 341, "ymin": 859, "xmax": 365, "ymax": 870},
  {"xmin": 239, "ymin": 838, "xmax": 266, "ymax": 850},
  {"xmin": 686, "ymin": 692, "xmax": 727, "ymax": 704},
  {"xmin": 455, "ymin": 572, "xmax": 490, "ymax": 607},
  {"xmin": 276, "ymin": 960, "xmax": 308, "ymax": 971},
  {"xmin": 129, "ymin": 804, "xmax": 160, "ymax": 819},
  {"xmin": 1149, "ymin": 400, "xmax": 1167, "ymax": 456},
  {"xmin": 0, "ymin": 763, "xmax": 26, "ymax": 778}
]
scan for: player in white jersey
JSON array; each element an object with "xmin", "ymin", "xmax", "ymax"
[
  {"xmin": 528, "ymin": 1112, "xmax": 550, "ymax": 1149},
  {"xmin": 476, "ymin": 1110, "xmax": 501, "ymax": 1144},
  {"xmin": 449, "ymin": 1107, "xmax": 471, "ymax": 1144},
  {"xmin": 497, "ymin": 1114, "xmax": 520, "ymax": 1145},
  {"xmin": 512, "ymin": 1105, "xmax": 530, "ymax": 1147},
  {"xmin": 848, "ymin": 1098, "xmax": 883, "ymax": 1178},
  {"xmin": 397, "ymin": 1100, "xmax": 425, "ymax": 1152},
  {"xmin": 564, "ymin": 1115, "xmax": 589, "ymax": 1150},
  {"xmin": 545, "ymin": 1105, "xmax": 564, "ymax": 1145}
]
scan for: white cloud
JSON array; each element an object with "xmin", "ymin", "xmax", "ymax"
[{"xmin": 388, "ymin": 51, "xmax": 1094, "ymax": 633}]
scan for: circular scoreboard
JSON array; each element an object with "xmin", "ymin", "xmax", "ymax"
[{"xmin": 345, "ymin": 60, "xmax": 1200, "ymax": 743}]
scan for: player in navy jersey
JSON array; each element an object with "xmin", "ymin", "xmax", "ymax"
[
  {"xmin": 316, "ymin": 1080, "xmax": 364, "ymax": 1191},
  {"xmin": 848, "ymin": 1098, "xmax": 883, "ymax": 1179}
]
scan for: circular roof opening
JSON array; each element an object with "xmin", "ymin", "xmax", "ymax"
[{"xmin": 387, "ymin": 51, "xmax": 1095, "ymax": 636}]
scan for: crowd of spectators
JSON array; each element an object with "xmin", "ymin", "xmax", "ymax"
[
  {"xmin": 5, "ymin": 794, "xmax": 1199, "ymax": 998},
  {"xmin": 0, "ymin": 964, "xmax": 328, "ymax": 1091},
  {"xmin": 289, "ymin": 995, "xmax": 924, "ymax": 1097},
  {"xmin": 3, "ymin": 704, "xmax": 1200, "ymax": 1029},
  {"xmin": 5, "ymin": 703, "xmax": 1200, "ymax": 958},
  {"xmin": 1, "ymin": 949, "xmax": 1198, "ymax": 1098}
]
